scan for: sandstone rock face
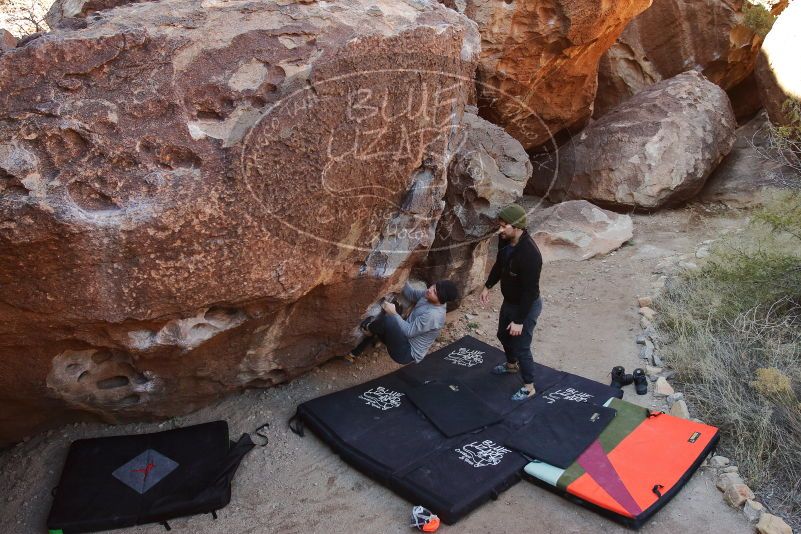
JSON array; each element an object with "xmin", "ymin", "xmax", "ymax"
[
  {"xmin": 701, "ymin": 111, "xmax": 801, "ymax": 207},
  {"xmin": 0, "ymin": 0, "xmax": 479, "ymax": 445},
  {"xmin": 532, "ymin": 72, "xmax": 737, "ymax": 210},
  {"xmin": 416, "ymin": 109, "xmax": 530, "ymax": 293},
  {"xmin": 442, "ymin": 0, "xmax": 650, "ymax": 149},
  {"xmin": 755, "ymin": 0, "xmax": 801, "ymax": 127},
  {"xmin": 46, "ymin": 0, "xmax": 140, "ymax": 29},
  {"xmin": 0, "ymin": 29, "xmax": 16, "ymax": 51},
  {"xmin": 595, "ymin": 0, "xmax": 783, "ymax": 119},
  {"xmin": 530, "ymin": 201, "xmax": 633, "ymax": 262}
]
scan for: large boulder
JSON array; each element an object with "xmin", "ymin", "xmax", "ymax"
[
  {"xmin": 530, "ymin": 71, "xmax": 737, "ymax": 210},
  {"xmin": 0, "ymin": 0, "xmax": 480, "ymax": 444},
  {"xmin": 415, "ymin": 109, "xmax": 531, "ymax": 293},
  {"xmin": 531, "ymin": 201, "xmax": 633, "ymax": 262},
  {"xmin": 595, "ymin": 0, "xmax": 786, "ymax": 119},
  {"xmin": 441, "ymin": 0, "xmax": 650, "ymax": 149},
  {"xmin": 701, "ymin": 111, "xmax": 801, "ymax": 207},
  {"xmin": 755, "ymin": 0, "xmax": 801, "ymax": 128},
  {"xmin": 0, "ymin": 29, "xmax": 16, "ymax": 51}
]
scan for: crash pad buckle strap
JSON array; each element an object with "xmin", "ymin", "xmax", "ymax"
[
  {"xmin": 652, "ymin": 484, "xmax": 665, "ymax": 498},
  {"xmin": 161, "ymin": 520, "xmax": 172, "ymax": 531},
  {"xmin": 251, "ymin": 422, "xmax": 269, "ymax": 446},
  {"xmin": 648, "ymin": 410, "xmax": 664, "ymax": 418},
  {"xmin": 288, "ymin": 412, "xmax": 304, "ymax": 437},
  {"xmin": 211, "ymin": 510, "xmax": 218, "ymax": 519}
]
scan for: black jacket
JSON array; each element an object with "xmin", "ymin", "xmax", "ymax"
[{"xmin": 485, "ymin": 230, "xmax": 542, "ymax": 323}]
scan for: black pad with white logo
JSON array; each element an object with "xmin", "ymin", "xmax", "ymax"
[
  {"xmin": 295, "ymin": 336, "xmax": 622, "ymax": 524},
  {"xmin": 504, "ymin": 392, "xmax": 617, "ymax": 468}
]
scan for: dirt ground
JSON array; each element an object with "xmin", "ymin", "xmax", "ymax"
[{"xmin": 0, "ymin": 205, "xmax": 755, "ymax": 534}]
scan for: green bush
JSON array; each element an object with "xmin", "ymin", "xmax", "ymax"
[
  {"xmin": 743, "ymin": 2, "xmax": 776, "ymax": 38},
  {"xmin": 655, "ymin": 193, "xmax": 801, "ymax": 527}
]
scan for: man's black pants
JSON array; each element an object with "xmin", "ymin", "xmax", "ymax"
[
  {"xmin": 496, "ymin": 297, "xmax": 543, "ymax": 384},
  {"xmin": 351, "ymin": 314, "xmax": 414, "ymax": 364}
]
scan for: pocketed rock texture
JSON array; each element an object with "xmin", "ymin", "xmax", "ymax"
[
  {"xmin": 0, "ymin": 0, "xmax": 480, "ymax": 445},
  {"xmin": 595, "ymin": 0, "xmax": 786, "ymax": 119},
  {"xmin": 529, "ymin": 72, "xmax": 737, "ymax": 210},
  {"xmin": 441, "ymin": 0, "xmax": 650, "ymax": 149},
  {"xmin": 530, "ymin": 201, "xmax": 633, "ymax": 262},
  {"xmin": 755, "ymin": 0, "xmax": 801, "ymax": 128},
  {"xmin": 415, "ymin": 109, "xmax": 531, "ymax": 293}
]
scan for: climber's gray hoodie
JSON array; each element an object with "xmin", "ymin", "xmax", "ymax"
[{"xmin": 391, "ymin": 282, "xmax": 446, "ymax": 363}]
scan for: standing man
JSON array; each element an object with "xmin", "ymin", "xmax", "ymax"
[
  {"xmin": 345, "ymin": 279, "xmax": 459, "ymax": 365},
  {"xmin": 480, "ymin": 204, "xmax": 543, "ymax": 401}
]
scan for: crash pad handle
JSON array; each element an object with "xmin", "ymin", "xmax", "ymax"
[
  {"xmin": 652, "ymin": 484, "xmax": 665, "ymax": 498},
  {"xmin": 252, "ymin": 422, "xmax": 270, "ymax": 446}
]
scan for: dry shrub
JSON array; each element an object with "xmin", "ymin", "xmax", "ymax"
[
  {"xmin": 750, "ymin": 367, "xmax": 795, "ymax": 400},
  {"xmin": 754, "ymin": 99, "xmax": 801, "ymax": 173},
  {"xmin": 655, "ymin": 193, "xmax": 801, "ymax": 528},
  {"xmin": 0, "ymin": 0, "xmax": 52, "ymax": 37}
]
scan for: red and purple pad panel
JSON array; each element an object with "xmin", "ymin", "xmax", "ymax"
[{"xmin": 524, "ymin": 398, "xmax": 719, "ymax": 528}]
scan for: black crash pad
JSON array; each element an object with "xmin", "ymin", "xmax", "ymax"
[
  {"xmin": 505, "ymin": 392, "xmax": 616, "ymax": 468},
  {"xmin": 398, "ymin": 335, "xmax": 568, "ymax": 417},
  {"xmin": 47, "ymin": 421, "xmax": 253, "ymax": 534},
  {"xmin": 294, "ymin": 336, "xmax": 623, "ymax": 524},
  {"xmin": 405, "ymin": 380, "xmax": 502, "ymax": 437}
]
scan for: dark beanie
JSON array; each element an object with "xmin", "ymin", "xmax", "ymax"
[
  {"xmin": 435, "ymin": 280, "xmax": 459, "ymax": 304},
  {"xmin": 498, "ymin": 203, "xmax": 527, "ymax": 229}
]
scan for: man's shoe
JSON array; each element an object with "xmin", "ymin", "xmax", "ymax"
[
  {"xmin": 633, "ymin": 368, "xmax": 648, "ymax": 395},
  {"xmin": 511, "ymin": 386, "xmax": 536, "ymax": 401},
  {"xmin": 492, "ymin": 363, "xmax": 519, "ymax": 375},
  {"xmin": 610, "ymin": 365, "xmax": 626, "ymax": 388},
  {"xmin": 622, "ymin": 373, "xmax": 634, "ymax": 386}
]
